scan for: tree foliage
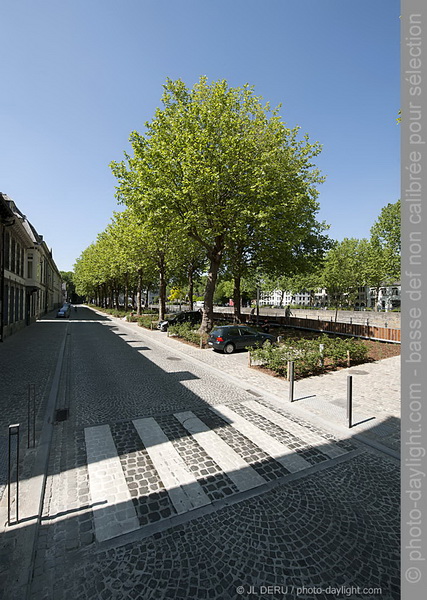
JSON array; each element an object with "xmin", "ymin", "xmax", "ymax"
[{"xmin": 111, "ymin": 77, "xmax": 327, "ymax": 331}]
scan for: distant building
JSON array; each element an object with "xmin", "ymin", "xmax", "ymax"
[
  {"xmin": 260, "ymin": 284, "xmax": 401, "ymax": 312},
  {"xmin": 260, "ymin": 289, "xmax": 327, "ymax": 307},
  {"xmin": 368, "ymin": 284, "xmax": 401, "ymax": 311},
  {"xmin": 0, "ymin": 193, "xmax": 62, "ymax": 340}
]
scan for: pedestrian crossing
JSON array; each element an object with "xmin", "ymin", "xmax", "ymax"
[{"xmin": 84, "ymin": 400, "xmax": 354, "ymax": 542}]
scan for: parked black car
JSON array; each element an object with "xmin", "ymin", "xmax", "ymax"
[
  {"xmin": 157, "ymin": 311, "xmax": 202, "ymax": 332},
  {"xmin": 207, "ymin": 325, "xmax": 276, "ymax": 354}
]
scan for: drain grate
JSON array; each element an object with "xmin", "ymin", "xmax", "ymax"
[
  {"xmin": 166, "ymin": 357, "xmax": 181, "ymax": 361},
  {"xmin": 55, "ymin": 408, "xmax": 69, "ymax": 422},
  {"xmin": 246, "ymin": 389, "xmax": 262, "ymax": 398}
]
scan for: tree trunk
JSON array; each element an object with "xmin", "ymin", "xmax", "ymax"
[
  {"xmin": 199, "ymin": 239, "xmax": 224, "ymax": 333},
  {"xmin": 114, "ymin": 282, "xmax": 120, "ymax": 310},
  {"xmin": 232, "ymin": 274, "xmax": 242, "ymax": 322},
  {"xmin": 124, "ymin": 273, "xmax": 129, "ymax": 311},
  {"xmin": 158, "ymin": 253, "xmax": 167, "ymax": 322},
  {"xmin": 159, "ymin": 277, "xmax": 166, "ymax": 321},
  {"xmin": 102, "ymin": 284, "xmax": 108, "ymax": 308},
  {"xmin": 188, "ymin": 267, "xmax": 194, "ymax": 311},
  {"xmin": 136, "ymin": 269, "xmax": 143, "ymax": 316}
]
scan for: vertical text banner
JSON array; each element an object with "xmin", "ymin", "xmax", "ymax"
[{"xmin": 402, "ymin": 1, "xmax": 427, "ymax": 599}]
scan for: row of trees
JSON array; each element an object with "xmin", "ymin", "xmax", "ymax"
[
  {"xmin": 267, "ymin": 199, "xmax": 401, "ymax": 311},
  {"xmin": 74, "ymin": 78, "xmax": 400, "ymax": 331}
]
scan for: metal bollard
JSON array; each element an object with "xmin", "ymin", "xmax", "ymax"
[
  {"xmin": 347, "ymin": 376, "xmax": 353, "ymax": 428},
  {"xmin": 27, "ymin": 384, "xmax": 36, "ymax": 449},
  {"xmin": 288, "ymin": 361, "xmax": 295, "ymax": 402},
  {"xmin": 8, "ymin": 424, "xmax": 20, "ymax": 524},
  {"xmin": 319, "ymin": 344, "xmax": 325, "ymax": 368}
]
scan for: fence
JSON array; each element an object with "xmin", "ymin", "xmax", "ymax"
[{"xmin": 214, "ymin": 312, "xmax": 401, "ymax": 343}]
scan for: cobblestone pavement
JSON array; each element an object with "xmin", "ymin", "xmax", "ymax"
[
  {"xmin": 0, "ymin": 313, "xmax": 66, "ymax": 500},
  {"xmin": 0, "ymin": 307, "xmax": 400, "ymax": 599},
  {"xmin": 114, "ymin": 316, "xmax": 400, "ymax": 453}
]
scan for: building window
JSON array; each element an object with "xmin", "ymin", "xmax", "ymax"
[
  {"xmin": 27, "ymin": 258, "xmax": 33, "ymax": 279},
  {"xmin": 3, "ymin": 284, "xmax": 9, "ymax": 324},
  {"xmin": 11, "ymin": 239, "xmax": 16, "ymax": 272},
  {"xmin": 10, "ymin": 287, "xmax": 15, "ymax": 323},
  {"xmin": 19, "ymin": 288, "xmax": 24, "ymax": 321},
  {"xmin": 15, "ymin": 286, "xmax": 20, "ymax": 321},
  {"xmin": 4, "ymin": 232, "xmax": 10, "ymax": 270},
  {"xmin": 16, "ymin": 243, "xmax": 21, "ymax": 276}
]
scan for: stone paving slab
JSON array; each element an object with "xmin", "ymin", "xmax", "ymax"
[
  {"xmin": 174, "ymin": 411, "xmax": 266, "ymax": 492},
  {"xmin": 84, "ymin": 425, "xmax": 140, "ymax": 542},
  {"xmin": 133, "ymin": 417, "xmax": 211, "ymax": 515},
  {"xmin": 242, "ymin": 399, "xmax": 348, "ymax": 459},
  {"xmin": 212, "ymin": 404, "xmax": 312, "ymax": 473},
  {"xmin": 82, "ymin": 402, "xmax": 357, "ymax": 543}
]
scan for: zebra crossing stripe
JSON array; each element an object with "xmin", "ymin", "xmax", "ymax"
[
  {"xmin": 242, "ymin": 400, "xmax": 348, "ymax": 459},
  {"xmin": 174, "ymin": 411, "xmax": 266, "ymax": 492},
  {"xmin": 212, "ymin": 405, "xmax": 311, "ymax": 473},
  {"xmin": 133, "ymin": 417, "xmax": 211, "ymax": 514},
  {"xmin": 84, "ymin": 425, "xmax": 140, "ymax": 542}
]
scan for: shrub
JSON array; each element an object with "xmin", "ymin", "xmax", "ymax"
[
  {"xmin": 137, "ymin": 315, "xmax": 158, "ymax": 329},
  {"xmin": 250, "ymin": 335, "xmax": 368, "ymax": 378},
  {"xmin": 168, "ymin": 322, "xmax": 204, "ymax": 346}
]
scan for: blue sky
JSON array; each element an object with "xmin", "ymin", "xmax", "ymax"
[{"xmin": 1, "ymin": 0, "xmax": 400, "ymax": 272}]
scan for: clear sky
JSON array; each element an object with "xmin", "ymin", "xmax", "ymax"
[{"xmin": 1, "ymin": 0, "xmax": 400, "ymax": 272}]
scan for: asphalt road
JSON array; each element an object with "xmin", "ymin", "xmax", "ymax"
[{"xmin": 0, "ymin": 306, "xmax": 400, "ymax": 600}]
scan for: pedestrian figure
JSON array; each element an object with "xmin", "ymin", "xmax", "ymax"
[
  {"xmin": 250, "ymin": 307, "xmax": 255, "ymax": 316},
  {"xmin": 285, "ymin": 305, "xmax": 292, "ymax": 318}
]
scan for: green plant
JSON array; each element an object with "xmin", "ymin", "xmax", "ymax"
[
  {"xmin": 137, "ymin": 315, "xmax": 157, "ymax": 329},
  {"xmin": 250, "ymin": 334, "xmax": 368, "ymax": 378},
  {"xmin": 168, "ymin": 322, "xmax": 205, "ymax": 345}
]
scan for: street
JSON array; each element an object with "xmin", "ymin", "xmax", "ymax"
[{"xmin": 0, "ymin": 306, "xmax": 400, "ymax": 600}]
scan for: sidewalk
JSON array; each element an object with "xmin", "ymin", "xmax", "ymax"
[{"xmin": 114, "ymin": 315, "xmax": 401, "ymax": 455}]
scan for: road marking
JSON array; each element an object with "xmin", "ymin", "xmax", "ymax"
[
  {"xmin": 242, "ymin": 400, "xmax": 348, "ymax": 459},
  {"xmin": 133, "ymin": 417, "xmax": 210, "ymax": 514},
  {"xmin": 212, "ymin": 405, "xmax": 311, "ymax": 473},
  {"xmin": 174, "ymin": 411, "xmax": 266, "ymax": 492},
  {"xmin": 84, "ymin": 425, "xmax": 140, "ymax": 542}
]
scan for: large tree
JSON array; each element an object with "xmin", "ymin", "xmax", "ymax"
[
  {"xmin": 321, "ymin": 238, "xmax": 369, "ymax": 318},
  {"xmin": 370, "ymin": 199, "xmax": 401, "ymax": 280},
  {"xmin": 111, "ymin": 77, "xmax": 326, "ymax": 332}
]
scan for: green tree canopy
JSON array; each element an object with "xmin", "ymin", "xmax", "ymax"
[{"xmin": 111, "ymin": 77, "xmax": 327, "ymax": 332}]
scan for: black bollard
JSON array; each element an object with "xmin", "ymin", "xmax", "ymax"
[
  {"xmin": 289, "ymin": 361, "xmax": 295, "ymax": 403},
  {"xmin": 347, "ymin": 376, "xmax": 353, "ymax": 428},
  {"xmin": 8, "ymin": 424, "xmax": 20, "ymax": 524}
]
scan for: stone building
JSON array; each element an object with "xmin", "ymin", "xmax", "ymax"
[
  {"xmin": 260, "ymin": 284, "xmax": 401, "ymax": 312},
  {"xmin": 0, "ymin": 193, "xmax": 62, "ymax": 341}
]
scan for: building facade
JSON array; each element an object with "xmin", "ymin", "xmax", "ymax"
[
  {"xmin": 260, "ymin": 284, "xmax": 401, "ymax": 312},
  {"xmin": 0, "ymin": 193, "xmax": 62, "ymax": 341}
]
